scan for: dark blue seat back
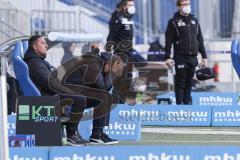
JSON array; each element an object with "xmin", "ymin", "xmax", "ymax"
[
  {"xmin": 231, "ymin": 40, "xmax": 240, "ymax": 78},
  {"xmin": 12, "ymin": 41, "xmax": 41, "ymax": 96}
]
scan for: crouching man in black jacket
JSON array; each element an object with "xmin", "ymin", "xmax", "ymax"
[
  {"xmin": 49, "ymin": 44, "xmax": 125, "ymax": 144},
  {"xmin": 165, "ymin": 0, "xmax": 208, "ymax": 105}
]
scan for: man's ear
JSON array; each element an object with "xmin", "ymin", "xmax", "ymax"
[
  {"xmin": 122, "ymin": 5, "xmax": 127, "ymax": 11},
  {"xmin": 32, "ymin": 43, "xmax": 37, "ymax": 50}
]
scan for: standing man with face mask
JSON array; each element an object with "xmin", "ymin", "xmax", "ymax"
[
  {"xmin": 106, "ymin": 0, "xmax": 136, "ymax": 104},
  {"xmin": 165, "ymin": 0, "xmax": 208, "ymax": 105}
]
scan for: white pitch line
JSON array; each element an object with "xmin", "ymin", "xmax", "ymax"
[{"xmin": 142, "ymin": 128, "xmax": 240, "ymax": 135}]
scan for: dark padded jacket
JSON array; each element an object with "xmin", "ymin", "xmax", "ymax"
[
  {"xmin": 23, "ymin": 48, "xmax": 56, "ymax": 95},
  {"xmin": 107, "ymin": 11, "xmax": 134, "ymax": 52},
  {"xmin": 62, "ymin": 52, "xmax": 115, "ymax": 91},
  {"xmin": 165, "ymin": 11, "xmax": 207, "ymax": 60}
]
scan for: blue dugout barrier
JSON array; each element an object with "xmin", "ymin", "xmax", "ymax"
[
  {"xmin": 7, "ymin": 93, "xmax": 240, "ymax": 147},
  {"xmin": 9, "ymin": 145, "xmax": 240, "ymax": 160},
  {"xmin": 114, "ymin": 103, "xmax": 240, "ymax": 126},
  {"xmin": 49, "ymin": 146, "xmax": 240, "ymax": 160},
  {"xmin": 158, "ymin": 92, "xmax": 240, "ymax": 106},
  {"xmin": 79, "ymin": 108, "xmax": 141, "ymax": 141},
  {"xmin": 8, "ymin": 112, "xmax": 141, "ymax": 143},
  {"xmin": 113, "ymin": 104, "xmax": 211, "ymax": 126},
  {"xmin": 212, "ymin": 106, "xmax": 240, "ymax": 126},
  {"xmin": 10, "ymin": 147, "xmax": 48, "ymax": 160}
]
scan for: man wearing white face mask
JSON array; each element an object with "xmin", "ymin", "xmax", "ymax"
[
  {"xmin": 165, "ymin": 0, "xmax": 208, "ymax": 105},
  {"xmin": 106, "ymin": 0, "xmax": 136, "ymax": 104}
]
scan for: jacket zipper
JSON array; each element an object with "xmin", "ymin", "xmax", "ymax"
[{"xmin": 188, "ymin": 24, "xmax": 191, "ymax": 54}]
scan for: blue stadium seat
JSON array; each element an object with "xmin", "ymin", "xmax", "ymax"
[
  {"xmin": 22, "ymin": 41, "xmax": 28, "ymax": 55},
  {"xmin": 12, "ymin": 41, "xmax": 41, "ymax": 96},
  {"xmin": 231, "ymin": 40, "xmax": 240, "ymax": 78}
]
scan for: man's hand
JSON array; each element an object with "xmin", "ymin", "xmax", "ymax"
[
  {"xmin": 105, "ymin": 42, "xmax": 115, "ymax": 52},
  {"xmin": 165, "ymin": 58, "xmax": 174, "ymax": 67},
  {"xmin": 200, "ymin": 58, "xmax": 208, "ymax": 67}
]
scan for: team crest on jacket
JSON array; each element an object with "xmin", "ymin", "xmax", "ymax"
[
  {"xmin": 191, "ymin": 20, "xmax": 196, "ymax": 25},
  {"xmin": 177, "ymin": 19, "xmax": 186, "ymax": 27}
]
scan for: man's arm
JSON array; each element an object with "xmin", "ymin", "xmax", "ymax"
[
  {"xmin": 94, "ymin": 64, "xmax": 124, "ymax": 91},
  {"xmin": 197, "ymin": 23, "xmax": 208, "ymax": 66},
  {"xmin": 197, "ymin": 24, "xmax": 207, "ymax": 59},
  {"xmin": 106, "ymin": 16, "xmax": 121, "ymax": 51},
  {"xmin": 89, "ymin": 59, "xmax": 125, "ymax": 91},
  {"xmin": 80, "ymin": 61, "xmax": 108, "ymax": 90},
  {"xmin": 165, "ymin": 20, "xmax": 175, "ymax": 60},
  {"xmin": 94, "ymin": 72, "xmax": 113, "ymax": 91}
]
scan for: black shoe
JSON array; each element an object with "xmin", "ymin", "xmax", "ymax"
[
  {"xmin": 67, "ymin": 134, "xmax": 89, "ymax": 146},
  {"xmin": 89, "ymin": 133, "xmax": 119, "ymax": 145}
]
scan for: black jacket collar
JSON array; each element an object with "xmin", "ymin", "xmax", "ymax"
[
  {"xmin": 174, "ymin": 11, "xmax": 194, "ymax": 24},
  {"xmin": 23, "ymin": 48, "xmax": 46, "ymax": 62}
]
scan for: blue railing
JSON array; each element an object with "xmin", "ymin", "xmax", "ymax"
[
  {"xmin": 59, "ymin": 0, "xmax": 153, "ymax": 44},
  {"xmin": 57, "ymin": 0, "xmax": 238, "ymax": 39},
  {"xmin": 219, "ymin": 0, "xmax": 235, "ymax": 38}
]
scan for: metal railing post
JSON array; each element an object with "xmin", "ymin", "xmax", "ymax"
[{"xmin": 0, "ymin": 51, "xmax": 9, "ymax": 160}]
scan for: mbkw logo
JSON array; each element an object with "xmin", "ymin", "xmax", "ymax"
[
  {"xmin": 199, "ymin": 96, "xmax": 233, "ymax": 106},
  {"xmin": 104, "ymin": 122, "xmax": 136, "ymax": 136},
  {"xmin": 214, "ymin": 110, "xmax": 240, "ymax": 122},
  {"xmin": 167, "ymin": 110, "xmax": 208, "ymax": 122}
]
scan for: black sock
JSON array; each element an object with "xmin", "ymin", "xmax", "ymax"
[
  {"xmin": 66, "ymin": 129, "xmax": 75, "ymax": 137},
  {"xmin": 99, "ymin": 127, "xmax": 103, "ymax": 135},
  {"xmin": 91, "ymin": 127, "xmax": 104, "ymax": 137}
]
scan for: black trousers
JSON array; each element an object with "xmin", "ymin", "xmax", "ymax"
[
  {"xmin": 60, "ymin": 86, "xmax": 112, "ymax": 136},
  {"xmin": 113, "ymin": 52, "xmax": 134, "ymax": 104},
  {"xmin": 174, "ymin": 55, "xmax": 198, "ymax": 105},
  {"xmin": 60, "ymin": 95, "xmax": 85, "ymax": 136},
  {"xmin": 86, "ymin": 98, "xmax": 110, "ymax": 129},
  {"xmin": 49, "ymin": 70, "xmax": 113, "ymax": 136}
]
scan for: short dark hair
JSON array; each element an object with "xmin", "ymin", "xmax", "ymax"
[
  {"xmin": 116, "ymin": 1, "xmax": 122, "ymax": 9},
  {"xmin": 28, "ymin": 35, "xmax": 42, "ymax": 49},
  {"xmin": 176, "ymin": 0, "xmax": 189, "ymax": 6},
  {"xmin": 121, "ymin": 0, "xmax": 134, "ymax": 6}
]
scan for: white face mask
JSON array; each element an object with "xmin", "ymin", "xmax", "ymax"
[
  {"xmin": 128, "ymin": 6, "xmax": 136, "ymax": 15},
  {"xmin": 182, "ymin": 5, "xmax": 191, "ymax": 15}
]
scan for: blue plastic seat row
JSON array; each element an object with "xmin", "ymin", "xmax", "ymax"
[{"xmin": 12, "ymin": 41, "xmax": 41, "ymax": 96}]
